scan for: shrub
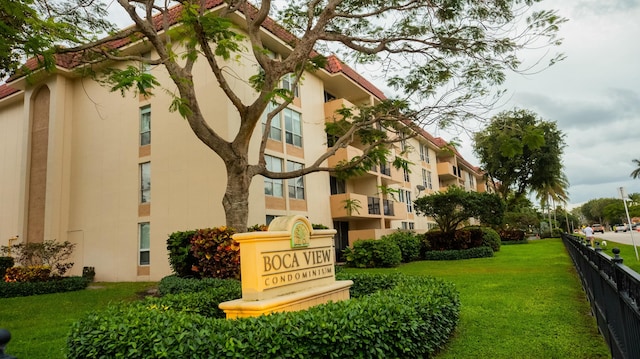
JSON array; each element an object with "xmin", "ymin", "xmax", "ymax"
[
  {"xmin": 190, "ymin": 227, "xmax": 240, "ymax": 279},
  {"xmin": 248, "ymin": 224, "xmax": 269, "ymax": 232},
  {"xmin": 499, "ymin": 229, "xmax": 526, "ymax": 242},
  {"xmin": 0, "ymin": 276, "xmax": 89, "ymax": 298},
  {"xmin": 0, "ymin": 256, "xmax": 14, "ymax": 278},
  {"xmin": 5, "ymin": 266, "xmax": 51, "ymax": 282},
  {"xmin": 82, "ymin": 266, "xmax": 96, "ymax": 282},
  {"xmin": 465, "ymin": 226, "xmax": 501, "ymax": 252},
  {"xmin": 424, "ymin": 228, "xmax": 484, "ymax": 252},
  {"xmin": 1, "ymin": 240, "xmax": 76, "ymax": 276},
  {"xmin": 480, "ymin": 227, "xmax": 501, "ymax": 252},
  {"xmin": 158, "ymin": 275, "xmax": 241, "ymax": 297},
  {"xmin": 343, "ymin": 239, "xmax": 402, "ymax": 268},
  {"xmin": 67, "ymin": 273, "xmax": 459, "ymax": 359},
  {"xmin": 143, "ymin": 289, "xmax": 240, "ymax": 319},
  {"xmin": 551, "ymin": 228, "xmax": 564, "ymax": 237},
  {"xmin": 380, "ymin": 231, "xmax": 421, "ymax": 262},
  {"xmin": 166, "ymin": 230, "xmax": 198, "ymax": 278},
  {"xmin": 423, "ymin": 247, "xmax": 494, "ymax": 261}
]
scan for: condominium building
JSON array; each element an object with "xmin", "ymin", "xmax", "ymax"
[{"xmin": 0, "ymin": 3, "xmax": 487, "ymax": 281}]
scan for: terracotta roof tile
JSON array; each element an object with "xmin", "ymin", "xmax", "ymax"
[
  {"xmin": 5, "ymin": 0, "xmax": 387, "ymax": 102},
  {"xmin": 0, "ymin": 84, "xmax": 19, "ymax": 99}
]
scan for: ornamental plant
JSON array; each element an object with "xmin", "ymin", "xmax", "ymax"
[
  {"xmin": 0, "ymin": 240, "xmax": 76, "ymax": 276},
  {"xmin": 4, "ymin": 266, "xmax": 51, "ymax": 282},
  {"xmin": 190, "ymin": 227, "xmax": 240, "ymax": 279}
]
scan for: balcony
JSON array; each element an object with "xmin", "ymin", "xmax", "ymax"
[
  {"xmin": 330, "ymin": 193, "xmax": 407, "ymax": 220},
  {"xmin": 437, "ymin": 162, "xmax": 459, "ymax": 181},
  {"xmin": 328, "ymin": 146, "xmax": 363, "ymax": 168},
  {"xmin": 330, "ymin": 193, "xmax": 379, "ymax": 220},
  {"xmin": 324, "ymin": 98, "xmax": 356, "ymax": 123}
]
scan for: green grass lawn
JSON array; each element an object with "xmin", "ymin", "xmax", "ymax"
[
  {"xmin": 343, "ymin": 239, "xmax": 611, "ymax": 359},
  {"xmin": 0, "ymin": 239, "xmax": 614, "ymax": 359},
  {"xmin": 597, "ymin": 239, "xmax": 640, "ymax": 273},
  {"xmin": 0, "ymin": 282, "xmax": 155, "ymax": 359}
]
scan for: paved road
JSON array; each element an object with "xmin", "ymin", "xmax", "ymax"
[{"xmin": 592, "ymin": 230, "xmax": 640, "ymax": 246}]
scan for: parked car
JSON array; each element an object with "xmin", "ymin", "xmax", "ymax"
[
  {"xmin": 591, "ymin": 224, "xmax": 605, "ymax": 233},
  {"xmin": 632, "ymin": 223, "xmax": 640, "ymax": 231},
  {"xmin": 614, "ymin": 224, "xmax": 628, "ymax": 232}
]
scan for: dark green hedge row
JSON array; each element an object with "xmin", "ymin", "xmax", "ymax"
[
  {"xmin": 158, "ymin": 274, "xmax": 241, "ymax": 296},
  {"xmin": 344, "ymin": 227, "xmax": 500, "ymax": 268},
  {"xmin": 0, "ymin": 256, "xmax": 14, "ymax": 278},
  {"xmin": 423, "ymin": 246, "xmax": 494, "ymax": 261},
  {"xmin": 0, "ymin": 276, "xmax": 89, "ymax": 298},
  {"xmin": 67, "ymin": 273, "xmax": 459, "ymax": 359}
]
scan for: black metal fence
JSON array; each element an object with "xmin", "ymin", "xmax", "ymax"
[{"xmin": 562, "ymin": 233, "xmax": 640, "ymax": 359}]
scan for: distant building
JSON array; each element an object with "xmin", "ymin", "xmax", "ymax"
[{"xmin": 0, "ymin": 2, "xmax": 487, "ymax": 281}]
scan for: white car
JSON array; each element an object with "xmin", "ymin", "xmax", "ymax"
[{"xmin": 614, "ymin": 224, "xmax": 628, "ymax": 232}]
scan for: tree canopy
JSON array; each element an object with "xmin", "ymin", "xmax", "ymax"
[
  {"xmin": 0, "ymin": 0, "xmax": 113, "ymax": 78},
  {"xmin": 5, "ymin": 0, "xmax": 565, "ymax": 230},
  {"xmin": 473, "ymin": 108, "xmax": 567, "ymax": 208},
  {"xmin": 414, "ymin": 185, "xmax": 505, "ymax": 233}
]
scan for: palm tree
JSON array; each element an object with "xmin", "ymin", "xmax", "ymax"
[{"xmin": 630, "ymin": 159, "xmax": 640, "ymax": 179}]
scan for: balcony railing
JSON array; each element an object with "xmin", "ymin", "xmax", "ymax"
[
  {"xmin": 368, "ymin": 196, "xmax": 380, "ymax": 215},
  {"xmin": 379, "ymin": 162, "xmax": 391, "ymax": 176},
  {"xmin": 383, "ymin": 199, "xmax": 394, "ymax": 216}
]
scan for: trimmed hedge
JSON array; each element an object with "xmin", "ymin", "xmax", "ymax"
[
  {"xmin": 158, "ymin": 275, "xmax": 241, "ymax": 296},
  {"xmin": 343, "ymin": 238, "xmax": 402, "ymax": 268},
  {"xmin": 499, "ymin": 229, "xmax": 526, "ymax": 242},
  {"xmin": 166, "ymin": 230, "xmax": 198, "ymax": 277},
  {"xmin": 67, "ymin": 273, "xmax": 459, "ymax": 358},
  {"xmin": 380, "ymin": 231, "xmax": 422, "ymax": 263},
  {"xmin": 0, "ymin": 276, "xmax": 89, "ymax": 298},
  {"xmin": 423, "ymin": 246, "xmax": 494, "ymax": 261}
]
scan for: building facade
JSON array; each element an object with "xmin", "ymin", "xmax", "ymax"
[{"xmin": 0, "ymin": 4, "xmax": 487, "ymax": 281}]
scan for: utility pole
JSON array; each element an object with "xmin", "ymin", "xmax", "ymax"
[{"xmin": 619, "ymin": 187, "xmax": 639, "ymax": 260}]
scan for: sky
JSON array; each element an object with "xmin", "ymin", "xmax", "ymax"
[
  {"xmin": 438, "ymin": 0, "xmax": 640, "ymax": 208},
  {"xmin": 105, "ymin": 0, "xmax": 640, "ymax": 208}
]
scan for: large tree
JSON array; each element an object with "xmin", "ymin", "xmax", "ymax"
[
  {"xmin": 8, "ymin": 0, "xmax": 565, "ymax": 231},
  {"xmin": 0, "ymin": 0, "xmax": 113, "ymax": 78},
  {"xmin": 414, "ymin": 185, "xmax": 505, "ymax": 233},
  {"xmin": 473, "ymin": 108, "xmax": 567, "ymax": 208},
  {"xmin": 631, "ymin": 158, "xmax": 640, "ymax": 179},
  {"xmin": 579, "ymin": 198, "xmax": 618, "ymax": 225}
]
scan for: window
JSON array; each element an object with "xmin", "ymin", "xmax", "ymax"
[
  {"xmin": 261, "ymin": 102, "xmax": 281, "ymax": 141},
  {"xmin": 141, "ymin": 52, "xmax": 151, "ymax": 73},
  {"xmin": 403, "ymin": 168, "xmax": 410, "ymax": 182},
  {"xmin": 140, "ymin": 162, "xmax": 150, "ymax": 203},
  {"xmin": 140, "ymin": 106, "xmax": 151, "ymax": 146},
  {"xmin": 264, "ymin": 155, "xmax": 283, "ymax": 197},
  {"xmin": 139, "ymin": 222, "xmax": 150, "ymax": 265},
  {"xmin": 282, "ymin": 73, "xmax": 299, "ymax": 98},
  {"xmin": 287, "ymin": 161, "xmax": 305, "ymax": 200},
  {"xmin": 266, "ymin": 215, "xmax": 276, "ymax": 225},
  {"xmin": 422, "ymin": 169, "xmax": 433, "ymax": 190},
  {"xmin": 404, "ymin": 190, "xmax": 412, "ymax": 213},
  {"xmin": 420, "ymin": 144, "xmax": 430, "ymax": 163},
  {"xmin": 468, "ymin": 173, "xmax": 475, "ymax": 188},
  {"xmin": 330, "ymin": 176, "xmax": 346, "ymax": 195},
  {"xmin": 401, "ymin": 222, "xmax": 415, "ymax": 230},
  {"xmin": 284, "ymin": 108, "xmax": 302, "ymax": 147}
]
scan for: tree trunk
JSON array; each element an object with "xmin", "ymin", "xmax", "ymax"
[{"xmin": 222, "ymin": 160, "xmax": 253, "ymax": 232}]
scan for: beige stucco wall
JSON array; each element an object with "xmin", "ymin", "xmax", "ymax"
[
  {"xmin": 27, "ymin": 30, "xmax": 334, "ymax": 281},
  {"xmin": 0, "ymin": 95, "xmax": 26, "ymax": 245}
]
